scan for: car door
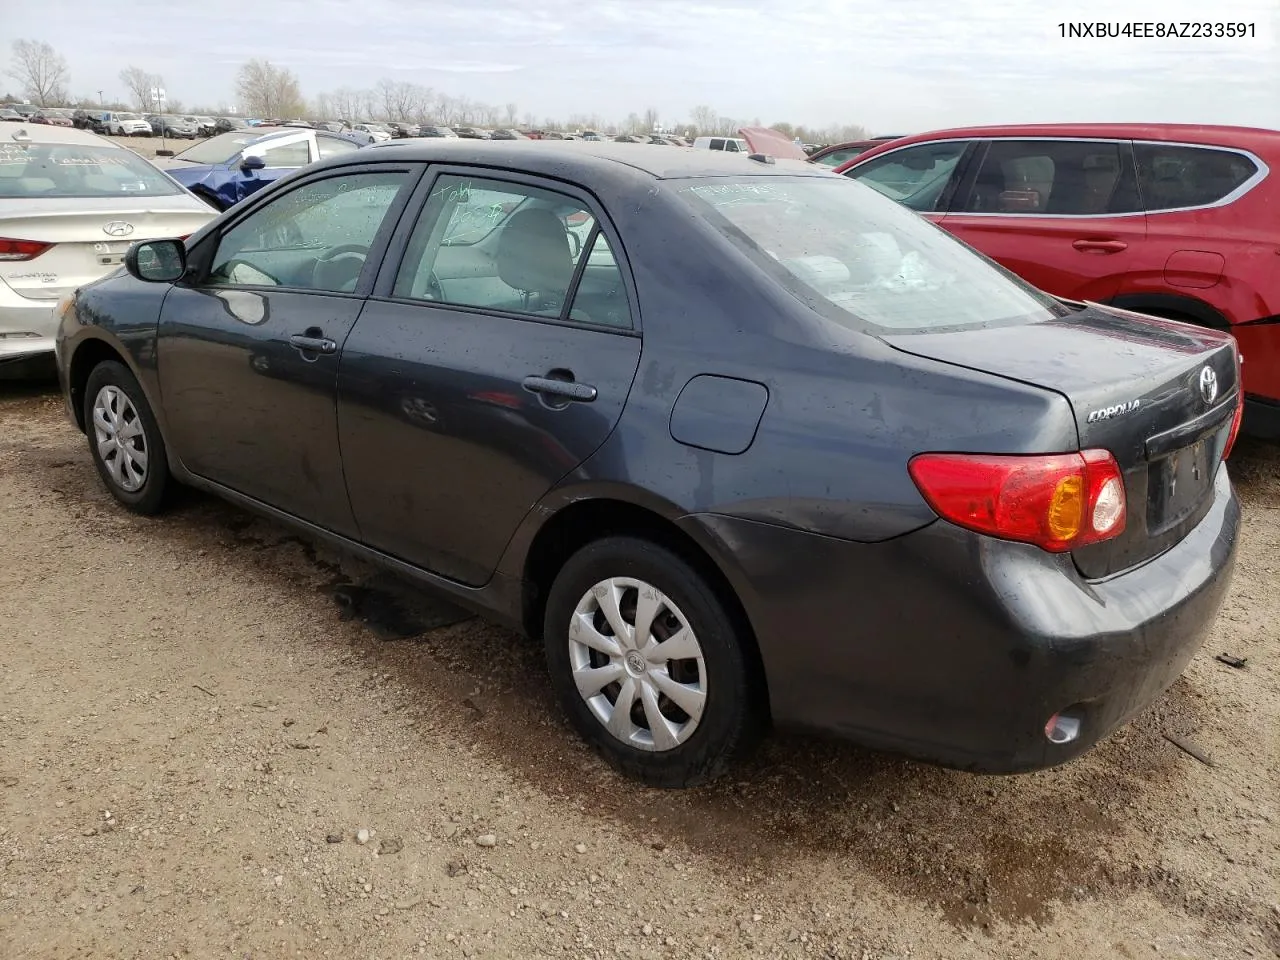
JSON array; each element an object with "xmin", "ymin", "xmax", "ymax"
[
  {"xmin": 156, "ymin": 162, "xmax": 421, "ymax": 536},
  {"xmin": 337, "ymin": 169, "xmax": 642, "ymax": 586},
  {"xmin": 842, "ymin": 139, "xmax": 976, "ymax": 223},
  {"xmin": 940, "ymin": 138, "xmax": 1147, "ymax": 302}
]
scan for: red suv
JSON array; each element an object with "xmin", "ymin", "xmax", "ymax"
[{"xmin": 835, "ymin": 124, "xmax": 1280, "ymax": 437}]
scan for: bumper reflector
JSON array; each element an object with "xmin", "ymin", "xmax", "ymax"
[{"xmin": 1044, "ymin": 711, "xmax": 1083, "ymax": 745}]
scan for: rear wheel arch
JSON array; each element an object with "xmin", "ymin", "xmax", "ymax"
[
  {"xmin": 1106, "ymin": 293, "xmax": 1232, "ymax": 330},
  {"xmin": 519, "ymin": 497, "xmax": 770, "ymax": 719}
]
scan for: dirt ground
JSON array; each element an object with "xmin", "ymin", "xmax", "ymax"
[{"xmin": 1, "ymin": 381, "xmax": 1277, "ymax": 960}]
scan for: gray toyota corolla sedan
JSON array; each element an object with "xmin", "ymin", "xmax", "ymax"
[{"xmin": 55, "ymin": 141, "xmax": 1242, "ymax": 787}]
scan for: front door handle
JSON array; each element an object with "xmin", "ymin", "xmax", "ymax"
[
  {"xmin": 522, "ymin": 375, "xmax": 598, "ymax": 403},
  {"xmin": 289, "ymin": 334, "xmax": 337, "ymax": 354},
  {"xmin": 1072, "ymin": 239, "xmax": 1128, "ymax": 254}
]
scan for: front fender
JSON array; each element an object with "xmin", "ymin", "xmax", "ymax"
[{"xmin": 59, "ymin": 275, "xmax": 174, "ymax": 463}]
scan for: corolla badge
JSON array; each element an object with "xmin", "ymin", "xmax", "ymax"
[
  {"xmin": 1087, "ymin": 400, "xmax": 1141, "ymax": 423},
  {"xmin": 102, "ymin": 221, "xmax": 134, "ymax": 237},
  {"xmin": 1199, "ymin": 366, "xmax": 1219, "ymax": 405}
]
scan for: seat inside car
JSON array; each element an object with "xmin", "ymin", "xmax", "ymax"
[{"xmin": 496, "ymin": 207, "xmax": 574, "ymax": 314}]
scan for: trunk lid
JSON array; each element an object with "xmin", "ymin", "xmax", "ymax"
[
  {"xmin": 882, "ymin": 303, "xmax": 1239, "ymax": 577},
  {"xmin": 0, "ymin": 198, "xmax": 214, "ymax": 300},
  {"xmin": 738, "ymin": 127, "xmax": 810, "ymax": 161}
]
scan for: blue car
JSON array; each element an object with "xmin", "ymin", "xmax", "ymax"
[{"xmin": 150, "ymin": 127, "xmax": 367, "ymax": 210}]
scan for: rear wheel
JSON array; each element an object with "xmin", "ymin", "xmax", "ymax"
[
  {"xmin": 543, "ymin": 536, "xmax": 762, "ymax": 788},
  {"xmin": 83, "ymin": 360, "xmax": 171, "ymax": 515}
]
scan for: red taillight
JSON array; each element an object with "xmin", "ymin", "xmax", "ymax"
[
  {"xmin": 0, "ymin": 238, "xmax": 52, "ymax": 261},
  {"xmin": 908, "ymin": 449, "xmax": 1127, "ymax": 552},
  {"xmin": 1224, "ymin": 342, "xmax": 1244, "ymax": 460}
]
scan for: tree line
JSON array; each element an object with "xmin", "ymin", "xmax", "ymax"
[{"xmin": 5, "ymin": 39, "xmax": 868, "ymax": 143}]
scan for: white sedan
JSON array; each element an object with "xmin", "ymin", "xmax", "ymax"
[{"xmin": 0, "ymin": 123, "xmax": 215, "ymax": 376}]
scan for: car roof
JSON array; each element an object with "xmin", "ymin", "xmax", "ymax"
[
  {"xmin": 2, "ymin": 123, "xmax": 122, "ymax": 147},
  {"xmin": 856, "ymin": 122, "xmax": 1280, "ymax": 151},
  {"xmin": 358, "ymin": 139, "xmax": 832, "ymax": 180}
]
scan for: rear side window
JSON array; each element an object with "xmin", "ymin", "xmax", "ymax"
[
  {"xmin": 679, "ymin": 176, "xmax": 1067, "ymax": 334},
  {"xmin": 1134, "ymin": 144, "xmax": 1259, "ymax": 211},
  {"xmin": 961, "ymin": 140, "xmax": 1140, "ymax": 215},
  {"xmin": 846, "ymin": 141, "xmax": 967, "ymax": 212}
]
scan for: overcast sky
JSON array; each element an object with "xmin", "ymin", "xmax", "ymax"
[{"xmin": 4, "ymin": 0, "xmax": 1277, "ymax": 131}]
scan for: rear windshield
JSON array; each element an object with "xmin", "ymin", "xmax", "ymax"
[
  {"xmin": 676, "ymin": 176, "xmax": 1068, "ymax": 333},
  {"xmin": 172, "ymin": 131, "xmax": 262, "ymax": 164},
  {"xmin": 0, "ymin": 142, "xmax": 181, "ymax": 198}
]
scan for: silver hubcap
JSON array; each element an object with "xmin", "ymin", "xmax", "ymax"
[
  {"xmin": 91, "ymin": 385, "xmax": 148, "ymax": 493},
  {"xmin": 568, "ymin": 578, "xmax": 707, "ymax": 752}
]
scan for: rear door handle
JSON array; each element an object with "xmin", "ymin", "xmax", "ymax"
[
  {"xmin": 1072, "ymin": 239, "xmax": 1128, "ymax": 254},
  {"xmin": 289, "ymin": 334, "xmax": 337, "ymax": 354},
  {"xmin": 521, "ymin": 375, "xmax": 598, "ymax": 403}
]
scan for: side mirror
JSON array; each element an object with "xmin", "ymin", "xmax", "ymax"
[
  {"xmin": 240, "ymin": 154, "xmax": 266, "ymax": 172},
  {"xmin": 125, "ymin": 239, "xmax": 187, "ymax": 283},
  {"xmin": 565, "ymin": 229, "xmax": 582, "ymax": 259}
]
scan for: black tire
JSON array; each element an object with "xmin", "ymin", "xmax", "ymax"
[
  {"xmin": 543, "ymin": 536, "xmax": 762, "ymax": 788},
  {"xmin": 83, "ymin": 360, "xmax": 171, "ymax": 515}
]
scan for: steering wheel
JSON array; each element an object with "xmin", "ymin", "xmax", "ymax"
[{"xmin": 312, "ymin": 243, "xmax": 370, "ymax": 292}]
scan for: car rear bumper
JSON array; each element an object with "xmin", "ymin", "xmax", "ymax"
[
  {"xmin": 0, "ymin": 290, "xmax": 58, "ymax": 368},
  {"xmin": 683, "ymin": 464, "xmax": 1240, "ymax": 773}
]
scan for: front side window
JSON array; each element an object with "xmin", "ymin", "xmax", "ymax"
[
  {"xmin": 207, "ymin": 172, "xmax": 407, "ymax": 292},
  {"xmin": 173, "ymin": 131, "xmax": 263, "ymax": 165},
  {"xmin": 846, "ymin": 141, "xmax": 968, "ymax": 212},
  {"xmin": 316, "ymin": 135, "xmax": 360, "ymax": 160},
  {"xmin": 961, "ymin": 139, "xmax": 1139, "ymax": 215},
  {"xmin": 815, "ymin": 148, "xmax": 866, "ymax": 167},
  {"xmin": 0, "ymin": 142, "xmax": 181, "ymax": 199},
  {"xmin": 395, "ymin": 174, "xmax": 622, "ymax": 323},
  {"xmin": 258, "ymin": 138, "xmax": 311, "ymax": 168},
  {"xmin": 678, "ymin": 176, "xmax": 1068, "ymax": 334},
  {"xmin": 1134, "ymin": 143, "xmax": 1259, "ymax": 211}
]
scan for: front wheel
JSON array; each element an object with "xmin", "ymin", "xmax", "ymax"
[
  {"xmin": 83, "ymin": 360, "xmax": 171, "ymax": 514},
  {"xmin": 543, "ymin": 536, "xmax": 762, "ymax": 788}
]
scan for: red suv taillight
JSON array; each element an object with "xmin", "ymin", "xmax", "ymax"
[
  {"xmin": 908, "ymin": 450, "xmax": 1126, "ymax": 552},
  {"xmin": 0, "ymin": 238, "xmax": 52, "ymax": 261}
]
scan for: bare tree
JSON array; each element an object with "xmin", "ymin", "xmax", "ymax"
[
  {"xmin": 624, "ymin": 112, "xmax": 642, "ymax": 134},
  {"xmin": 377, "ymin": 79, "xmax": 422, "ymax": 122},
  {"xmin": 119, "ymin": 66, "xmax": 157, "ymax": 112},
  {"xmin": 642, "ymin": 107, "xmax": 658, "ymax": 133},
  {"xmin": 689, "ymin": 105, "xmax": 718, "ymax": 136},
  {"xmin": 235, "ymin": 59, "xmax": 305, "ymax": 119},
  {"xmin": 8, "ymin": 39, "xmax": 69, "ymax": 106},
  {"xmin": 504, "ymin": 102, "xmax": 518, "ymax": 126}
]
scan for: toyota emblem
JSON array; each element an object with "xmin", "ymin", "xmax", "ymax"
[
  {"xmin": 102, "ymin": 221, "xmax": 134, "ymax": 237},
  {"xmin": 1198, "ymin": 366, "xmax": 1219, "ymax": 405}
]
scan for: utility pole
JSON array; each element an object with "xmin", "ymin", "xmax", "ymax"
[{"xmin": 97, "ymin": 89, "xmax": 103, "ymax": 107}]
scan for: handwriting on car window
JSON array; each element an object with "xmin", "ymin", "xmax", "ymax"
[{"xmin": 429, "ymin": 179, "xmax": 516, "ymax": 245}]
